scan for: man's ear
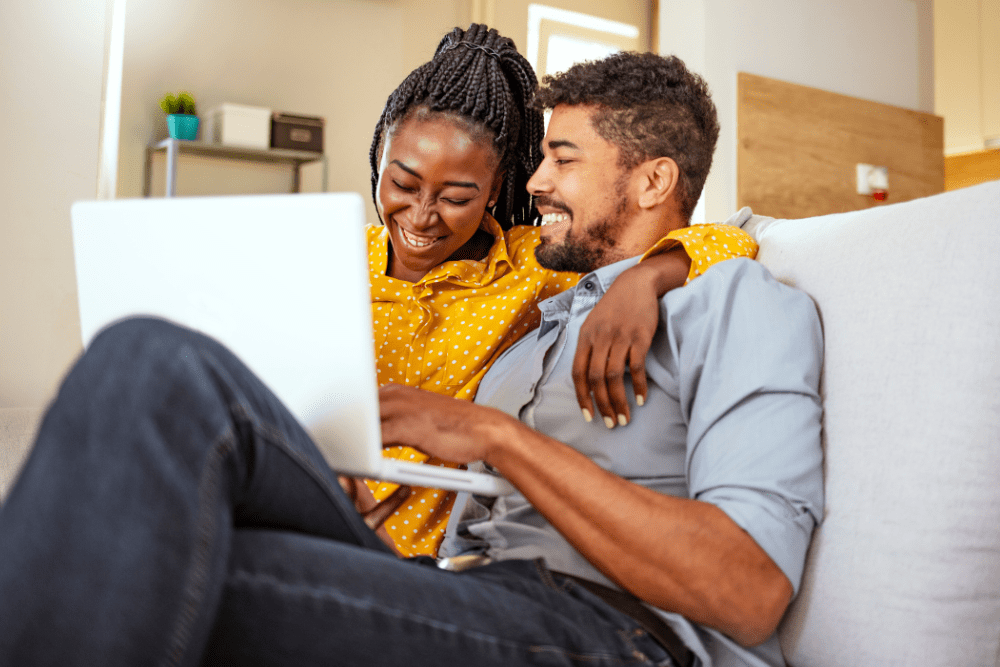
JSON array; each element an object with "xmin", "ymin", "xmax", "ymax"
[{"xmin": 636, "ymin": 157, "xmax": 680, "ymax": 210}]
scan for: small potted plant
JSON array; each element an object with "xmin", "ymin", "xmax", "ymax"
[{"xmin": 160, "ymin": 92, "xmax": 199, "ymax": 141}]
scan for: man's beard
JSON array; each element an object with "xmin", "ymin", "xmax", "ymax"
[{"xmin": 534, "ymin": 192, "xmax": 629, "ymax": 274}]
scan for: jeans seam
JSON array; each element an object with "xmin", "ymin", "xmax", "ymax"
[
  {"xmin": 227, "ymin": 569, "xmax": 650, "ymax": 665},
  {"xmin": 160, "ymin": 429, "xmax": 237, "ymax": 667},
  {"xmin": 231, "ymin": 404, "xmax": 333, "ymax": 490},
  {"xmin": 230, "ymin": 403, "xmax": 382, "ymax": 545}
]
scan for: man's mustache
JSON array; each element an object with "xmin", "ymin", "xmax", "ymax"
[{"xmin": 533, "ymin": 195, "xmax": 572, "ymax": 217}]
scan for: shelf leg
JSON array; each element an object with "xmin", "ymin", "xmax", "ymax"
[
  {"xmin": 165, "ymin": 139, "xmax": 178, "ymax": 197},
  {"xmin": 143, "ymin": 147, "xmax": 153, "ymax": 197}
]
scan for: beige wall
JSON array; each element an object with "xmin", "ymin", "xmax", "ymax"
[
  {"xmin": 0, "ymin": 0, "xmax": 469, "ymax": 409},
  {"xmin": 660, "ymin": 0, "xmax": 935, "ymax": 224},
  {"xmin": 0, "ymin": 0, "xmax": 109, "ymax": 408},
  {"xmin": 935, "ymin": 0, "xmax": 1000, "ymax": 154},
  {"xmin": 119, "ymin": 0, "xmax": 468, "ymax": 227}
]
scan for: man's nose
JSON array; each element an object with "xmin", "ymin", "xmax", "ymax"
[{"xmin": 526, "ymin": 159, "xmax": 552, "ymax": 196}]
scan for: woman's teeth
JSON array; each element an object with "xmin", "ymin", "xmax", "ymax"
[
  {"xmin": 539, "ymin": 212, "xmax": 569, "ymax": 226},
  {"xmin": 400, "ymin": 227, "xmax": 436, "ymax": 248}
]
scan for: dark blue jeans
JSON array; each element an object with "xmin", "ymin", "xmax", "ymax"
[{"xmin": 0, "ymin": 318, "xmax": 675, "ymax": 666}]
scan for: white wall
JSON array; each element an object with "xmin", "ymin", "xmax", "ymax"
[
  {"xmin": 0, "ymin": 0, "xmax": 109, "ymax": 408},
  {"xmin": 660, "ymin": 0, "xmax": 935, "ymax": 223}
]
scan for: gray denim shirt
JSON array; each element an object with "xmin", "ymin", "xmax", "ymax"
[{"xmin": 440, "ymin": 257, "xmax": 824, "ymax": 667}]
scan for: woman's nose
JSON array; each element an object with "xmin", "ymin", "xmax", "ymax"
[{"xmin": 411, "ymin": 196, "xmax": 438, "ymax": 229}]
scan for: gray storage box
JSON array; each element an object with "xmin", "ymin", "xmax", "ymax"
[{"xmin": 271, "ymin": 113, "xmax": 324, "ymax": 152}]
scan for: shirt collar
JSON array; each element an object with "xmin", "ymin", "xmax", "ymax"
[{"xmin": 538, "ymin": 254, "xmax": 642, "ymax": 322}]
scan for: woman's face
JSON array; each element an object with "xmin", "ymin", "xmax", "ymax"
[{"xmin": 377, "ymin": 115, "xmax": 501, "ymax": 283}]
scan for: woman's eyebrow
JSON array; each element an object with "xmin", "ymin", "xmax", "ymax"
[
  {"xmin": 391, "ymin": 160, "xmax": 422, "ymax": 179},
  {"xmin": 390, "ymin": 160, "xmax": 480, "ymax": 190}
]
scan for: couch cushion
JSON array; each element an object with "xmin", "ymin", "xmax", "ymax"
[{"xmin": 745, "ymin": 182, "xmax": 1000, "ymax": 666}]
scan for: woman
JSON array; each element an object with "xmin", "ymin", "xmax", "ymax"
[{"xmin": 359, "ymin": 24, "xmax": 757, "ymax": 556}]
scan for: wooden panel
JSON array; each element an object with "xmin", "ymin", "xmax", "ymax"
[
  {"xmin": 738, "ymin": 73, "xmax": 944, "ymax": 220},
  {"xmin": 945, "ymin": 149, "xmax": 1000, "ymax": 191}
]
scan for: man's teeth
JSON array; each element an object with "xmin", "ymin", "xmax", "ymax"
[
  {"xmin": 539, "ymin": 212, "xmax": 568, "ymax": 226},
  {"xmin": 401, "ymin": 227, "xmax": 436, "ymax": 247}
]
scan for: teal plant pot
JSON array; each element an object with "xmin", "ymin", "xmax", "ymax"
[{"xmin": 167, "ymin": 114, "xmax": 199, "ymax": 140}]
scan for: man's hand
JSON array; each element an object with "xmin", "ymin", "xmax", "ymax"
[
  {"xmin": 378, "ymin": 384, "xmax": 514, "ymax": 465},
  {"xmin": 378, "ymin": 384, "xmax": 793, "ymax": 646},
  {"xmin": 573, "ymin": 245, "xmax": 689, "ymax": 428}
]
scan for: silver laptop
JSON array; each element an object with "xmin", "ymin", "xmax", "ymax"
[{"xmin": 71, "ymin": 193, "xmax": 513, "ymax": 496}]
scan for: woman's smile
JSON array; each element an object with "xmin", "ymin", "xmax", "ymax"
[
  {"xmin": 395, "ymin": 225, "xmax": 443, "ymax": 249},
  {"xmin": 376, "ymin": 113, "xmax": 502, "ymax": 283}
]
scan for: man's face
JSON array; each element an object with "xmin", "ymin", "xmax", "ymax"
[{"xmin": 528, "ymin": 104, "xmax": 635, "ymax": 274}]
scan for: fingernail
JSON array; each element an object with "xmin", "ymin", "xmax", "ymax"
[
  {"xmin": 582, "ymin": 408, "xmax": 593, "ymax": 423},
  {"xmin": 603, "ymin": 416, "xmax": 615, "ymax": 429},
  {"xmin": 636, "ymin": 395, "xmax": 645, "ymax": 407},
  {"xmin": 618, "ymin": 414, "xmax": 628, "ymax": 426}
]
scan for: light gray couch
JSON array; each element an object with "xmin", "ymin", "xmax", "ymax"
[
  {"xmin": 2, "ymin": 181, "xmax": 998, "ymax": 665},
  {"xmin": 743, "ymin": 181, "xmax": 1000, "ymax": 666}
]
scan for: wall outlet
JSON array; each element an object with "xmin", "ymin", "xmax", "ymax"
[{"xmin": 857, "ymin": 164, "xmax": 889, "ymax": 195}]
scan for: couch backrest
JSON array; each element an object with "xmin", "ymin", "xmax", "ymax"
[{"xmin": 744, "ymin": 182, "xmax": 1000, "ymax": 666}]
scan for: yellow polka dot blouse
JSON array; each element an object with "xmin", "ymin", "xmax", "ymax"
[{"xmin": 366, "ymin": 216, "xmax": 757, "ymax": 557}]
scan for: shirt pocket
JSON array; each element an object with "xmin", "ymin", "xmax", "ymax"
[
  {"xmin": 373, "ymin": 301, "xmax": 465, "ymax": 390},
  {"xmin": 417, "ymin": 344, "xmax": 468, "ymax": 390}
]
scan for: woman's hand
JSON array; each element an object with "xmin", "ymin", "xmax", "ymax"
[
  {"xmin": 573, "ymin": 245, "xmax": 690, "ymax": 427},
  {"xmin": 337, "ymin": 475, "xmax": 409, "ymax": 556}
]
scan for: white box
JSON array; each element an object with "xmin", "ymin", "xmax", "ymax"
[{"xmin": 204, "ymin": 104, "xmax": 272, "ymax": 148}]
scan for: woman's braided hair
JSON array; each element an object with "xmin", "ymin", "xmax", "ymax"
[{"xmin": 369, "ymin": 24, "xmax": 544, "ymax": 229}]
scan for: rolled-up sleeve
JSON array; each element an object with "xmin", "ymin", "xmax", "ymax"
[{"xmin": 667, "ymin": 258, "xmax": 824, "ymax": 593}]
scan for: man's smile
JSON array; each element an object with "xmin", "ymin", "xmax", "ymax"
[
  {"xmin": 539, "ymin": 212, "xmax": 569, "ymax": 226},
  {"xmin": 537, "ymin": 206, "xmax": 573, "ymax": 244}
]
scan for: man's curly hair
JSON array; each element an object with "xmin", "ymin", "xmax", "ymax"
[{"xmin": 535, "ymin": 52, "xmax": 718, "ymax": 222}]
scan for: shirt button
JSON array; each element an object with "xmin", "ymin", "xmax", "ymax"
[{"xmin": 583, "ymin": 281, "xmax": 595, "ymax": 290}]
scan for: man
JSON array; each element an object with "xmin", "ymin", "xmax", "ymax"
[
  {"xmin": 0, "ymin": 53, "xmax": 821, "ymax": 666},
  {"xmin": 380, "ymin": 52, "xmax": 823, "ymax": 665}
]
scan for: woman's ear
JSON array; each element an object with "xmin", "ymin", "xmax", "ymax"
[
  {"xmin": 636, "ymin": 157, "xmax": 680, "ymax": 210},
  {"xmin": 488, "ymin": 170, "xmax": 506, "ymax": 208}
]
